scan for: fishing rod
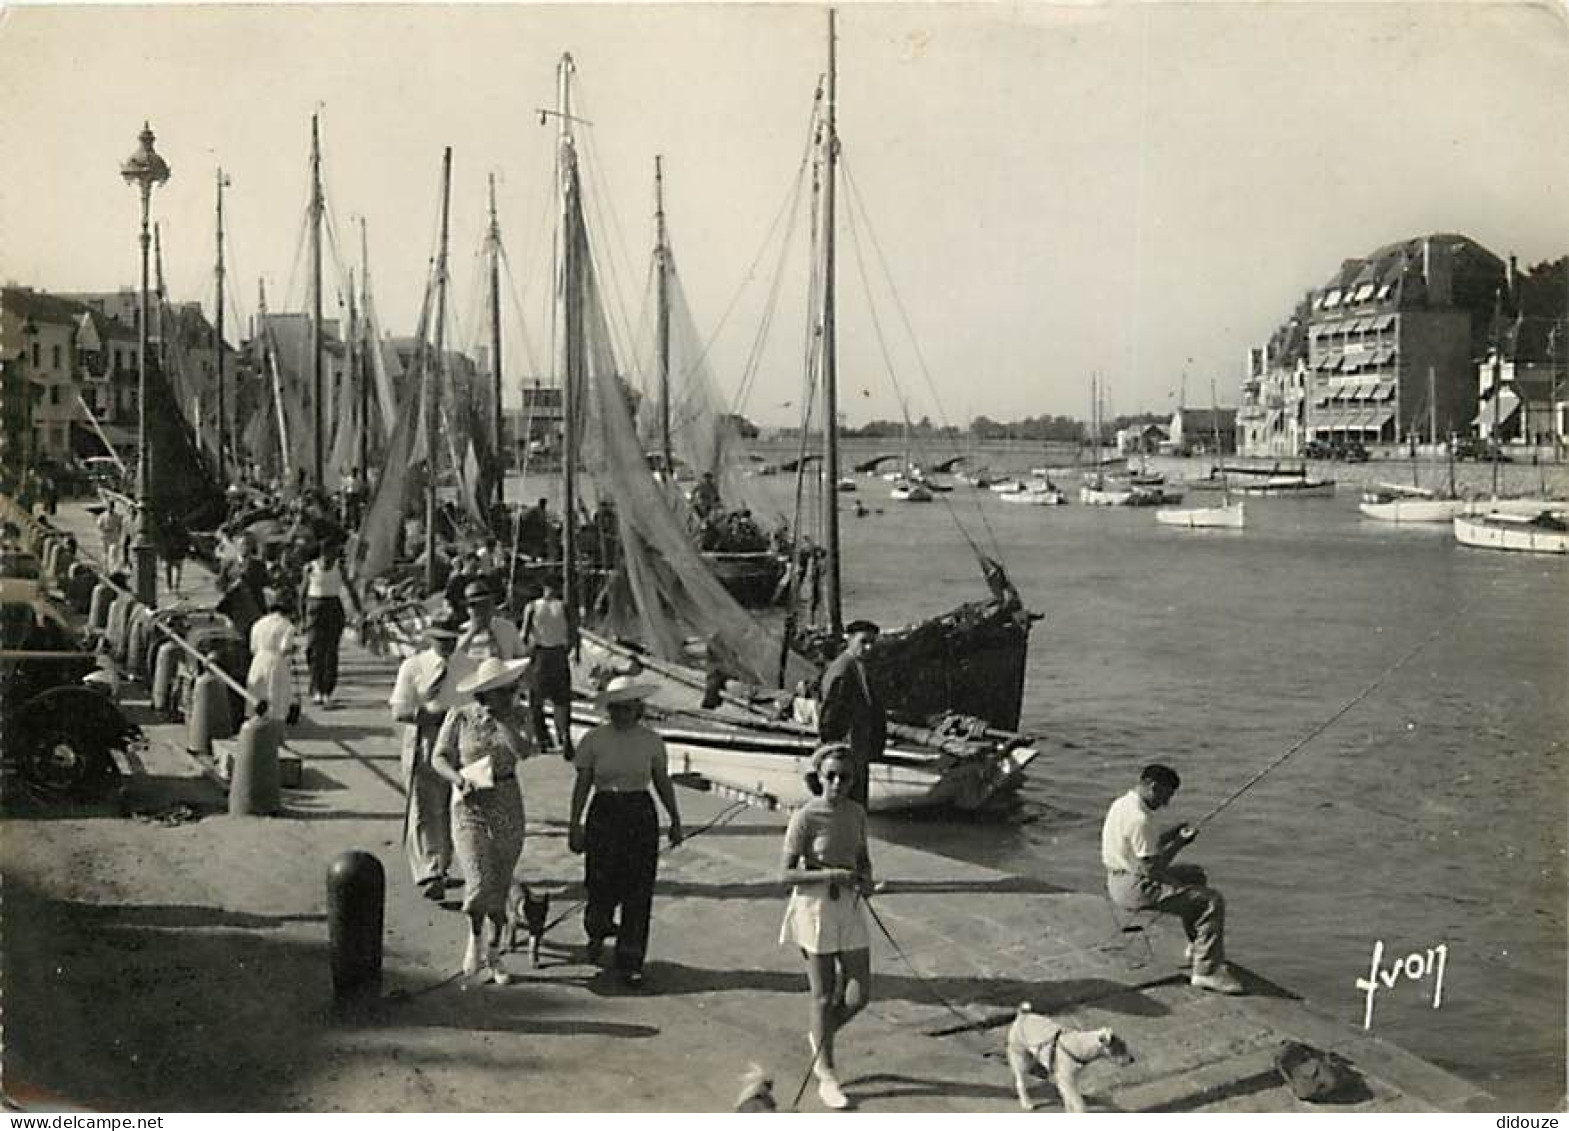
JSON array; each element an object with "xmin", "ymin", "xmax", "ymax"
[{"xmin": 1193, "ymin": 597, "xmax": 1478, "ymax": 829}]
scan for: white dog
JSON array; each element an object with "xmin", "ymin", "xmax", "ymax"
[{"xmin": 1005, "ymin": 1002, "xmax": 1134, "ymax": 1113}]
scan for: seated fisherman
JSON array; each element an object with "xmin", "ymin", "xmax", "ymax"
[{"xmin": 1101, "ymin": 763, "xmax": 1244, "ymax": 995}]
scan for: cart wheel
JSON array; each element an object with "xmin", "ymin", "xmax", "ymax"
[{"xmin": 16, "ymin": 725, "xmax": 117, "ymax": 798}]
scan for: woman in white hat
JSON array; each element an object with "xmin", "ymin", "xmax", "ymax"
[
  {"xmin": 431, "ymin": 654, "xmax": 535, "ymax": 984},
  {"xmin": 778, "ymin": 742, "xmax": 874, "ymax": 1110},
  {"xmin": 567, "ymin": 675, "xmax": 684, "ymax": 987}
]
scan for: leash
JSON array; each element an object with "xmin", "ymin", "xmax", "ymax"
[{"xmin": 537, "ymin": 798, "xmax": 753, "ymax": 937}]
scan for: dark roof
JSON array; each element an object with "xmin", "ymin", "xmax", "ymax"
[{"xmin": 1176, "ymin": 407, "xmax": 1237, "ymax": 431}]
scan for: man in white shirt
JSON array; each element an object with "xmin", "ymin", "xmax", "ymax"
[
  {"xmin": 1101, "ymin": 764, "xmax": 1243, "ymax": 995},
  {"xmin": 521, "ymin": 580, "xmax": 573, "ymax": 759},
  {"xmin": 389, "ymin": 618, "xmax": 468, "ymax": 900}
]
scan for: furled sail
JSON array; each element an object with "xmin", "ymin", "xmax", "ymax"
[
  {"xmin": 563, "ymin": 149, "xmax": 810, "ymax": 688},
  {"xmin": 351, "ymin": 284, "xmax": 434, "ymax": 581}
]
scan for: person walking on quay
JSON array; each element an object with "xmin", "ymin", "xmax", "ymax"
[
  {"xmin": 246, "ymin": 589, "xmax": 298, "ymax": 723},
  {"xmin": 778, "ymin": 743, "xmax": 874, "ymax": 1110},
  {"xmin": 457, "ymin": 579, "xmax": 522, "ymax": 662},
  {"xmin": 1101, "ymin": 763, "xmax": 1244, "ymax": 995},
  {"xmin": 161, "ymin": 521, "xmax": 188, "ymax": 595},
  {"xmin": 96, "ymin": 503, "xmax": 123, "ymax": 565},
  {"xmin": 443, "ymin": 552, "xmax": 480, "ymax": 618},
  {"xmin": 817, "ymin": 619, "xmax": 886, "ymax": 809},
  {"xmin": 520, "ymin": 580, "xmax": 572, "ymax": 758},
  {"xmin": 389, "ymin": 617, "xmax": 466, "ymax": 902},
  {"xmin": 431, "ymin": 655, "xmax": 536, "ymax": 984},
  {"xmin": 567, "ymin": 676, "xmax": 684, "ymax": 987},
  {"xmin": 301, "ymin": 542, "xmax": 362, "ymax": 707}
]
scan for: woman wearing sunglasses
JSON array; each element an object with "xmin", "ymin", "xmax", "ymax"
[{"xmin": 778, "ymin": 743, "xmax": 875, "ymax": 1110}]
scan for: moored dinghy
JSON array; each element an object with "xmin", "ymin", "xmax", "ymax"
[{"xmin": 1453, "ymin": 510, "xmax": 1569, "ymax": 555}]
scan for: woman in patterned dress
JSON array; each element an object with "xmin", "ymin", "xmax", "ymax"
[{"xmin": 431, "ymin": 655, "xmax": 535, "ymax": 984}]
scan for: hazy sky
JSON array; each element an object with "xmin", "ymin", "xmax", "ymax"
[{"xmin": 3, "ymin": 2, "xmax": 1566, "ymax": 427}]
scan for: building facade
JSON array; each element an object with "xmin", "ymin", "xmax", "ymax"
[{"xmin": 1245, "ymin": 234, "xmax": 1509, "ymax": 454}]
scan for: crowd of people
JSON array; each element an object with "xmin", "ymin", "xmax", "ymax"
[{"xmin": 43, "ymin": 467, "xmax": 1246, "ymax": 1111}]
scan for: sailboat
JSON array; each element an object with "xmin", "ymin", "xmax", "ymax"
[
  {"xmin": 547, "ymin": 30, "xmax": 1037, "ymax": 812},
  {"xmin": 1157, "ymin": 382, "xmax": 1244, "ymax": 528},
  {"xmin": 1079, "ymin": 375, "xmax": 1155, "ymax": 505}
]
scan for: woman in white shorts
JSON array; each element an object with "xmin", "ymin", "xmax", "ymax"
[{"xmin": 779, "ymin": 743, "xmax": 873, "ymax": 1110}]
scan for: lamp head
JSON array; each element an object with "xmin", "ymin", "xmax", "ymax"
[{"xmin": 120, "ymin": 122, "xmax": 171, "ymax": 190}]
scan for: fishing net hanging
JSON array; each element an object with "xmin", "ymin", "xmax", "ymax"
[{"xmin": 565, "ymin": 155, "xmax": 810, "ymax": 689}]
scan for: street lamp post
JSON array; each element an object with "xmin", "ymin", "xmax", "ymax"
[{"xmin": 120, "ymin": 122, "xmax": 170, "ymax": 606}]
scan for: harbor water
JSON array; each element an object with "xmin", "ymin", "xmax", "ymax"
[{"xmin": 510, "ymin": 448, "xmax": 1567, "ymax": 1107}]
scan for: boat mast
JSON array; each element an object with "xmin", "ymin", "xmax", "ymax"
[
  {"xmin": 655, "ymin": 155, "xmax": 674, "ymax": 485},
  {"xmin": 1211, "ymin": 378, "xmax": 1228, "ymax": 505},
  {"xmin": 358, "ymin": 218, "xmax": 371, "ymax": 481},
  {"xmin": 426, "ymin": 147, "xmax": 453, "ymax": 595},
  {"xmin": 488, "ymin": 173, "xmax": 505, "ymax": 511},
  {"xmin": 215, "ymin": 167, "xmax": 227, "ymax": 477},
  {"xmin": 1428, "ymin": 365, "xmax": 1437, "ymax": 449},
  {"xmin": 1490, "ymin": 288, "xmax": 1503, "ymax": 497},
  {"xmin": 310, "ymin": 112, "xmax": 325, "ymax": 490},
  {"xmin": 821, "ymin": 7, "xmax": 844, "ymax": 637},
  {"xmin": 258, "ymin": 277, "xmax": 291, "ymax": 482},
  {"xmin": 554, "ymin": 52, "xmax": 581, "ymax": 640},
  {"xmin": 153, "ymin": 222, "xmax": 167, "ymax": 380}
]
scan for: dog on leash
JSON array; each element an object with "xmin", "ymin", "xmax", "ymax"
[
  {"xmin": 1005, "ymin": 1002, "xmax": 1134, "ymax": 1113},
  {"xmin": 507, "ymin": 883, "xmax": 553, "ymax": 967}
]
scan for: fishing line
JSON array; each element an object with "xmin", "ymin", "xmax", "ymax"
[{"xmin": 1194, "ymin": 592, "xmax": 1482, "ymax": 829}]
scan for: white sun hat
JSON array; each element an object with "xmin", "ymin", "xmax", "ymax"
[
  {"xmin": 456, "ymin": 656, "xmax": 532, "ymax": 697},
  {"xmin": 599, "ymin": 674, "xmax": 656, "ymax": 705}
]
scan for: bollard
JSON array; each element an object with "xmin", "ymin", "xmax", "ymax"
[
  {"xmin": 88, "ymin": 581, "xmax": 116, "ymax": 632},
  {"xmin": 229, "ymin": 708, "xmax": 284, "ymax": 816},
  {"xmin": 186, "ymin": 668, "xmax": 234, "ymax": 757},
  {"xmin": 151, "ymin": 640, "xmax": 182, "ymax": 715},
  {"xmin": 326, "ymin": 851, "xmax": 385, "ymax": 1006},
  {"xmin": 53, "ymin": 544, "xmax": 76, "ymax": 589},
  {"xmin": 67, "ymin": 564, "xmax": 96, "ymax": 614},
  {"xmin": 126, "ymin": 609, "xmax": 153, "ymax": 678},
  {"xmin": 106, "ymin": 594, "xmax": 134, "ymax": 662}
]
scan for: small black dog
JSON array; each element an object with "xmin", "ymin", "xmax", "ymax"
[{"xmin": 508, "ymin": 885, "xmax": 553, "ymax": 967}]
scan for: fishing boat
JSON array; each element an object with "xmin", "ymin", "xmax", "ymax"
[
  {"xmin": 889, "ymin": 478, "xmax": 934, "ymax": 503},
  {"xmin": 1453, "ymin": 510, "xmax": 1569, "ymax": 555},
  {"xmin": 425, "ymin": 37, "xmax": 1036, "ymax": 814},
  {"xmin": 999, "ymin": 478, "xmax": 1067, "ymax": 506}
]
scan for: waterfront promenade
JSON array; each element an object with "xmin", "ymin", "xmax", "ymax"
[{"xmin": 0, "ymin": 502, "xmax": 1497, "ymax": 1112}]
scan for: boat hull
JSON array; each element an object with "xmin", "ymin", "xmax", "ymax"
[
  {"xmin": 703, "ymin": 550, "xmax": 788, "ymax": 607},
  {"xmin": 1359, "ymin": 497, "xmax": 1468, "ymax": 523},
  {"xmin": 1156, "ymin": 502, "xmax": 1245, "ymax": 529},
  {"xmin": 566, "ymin": 705, "xmax": 1031, "ymax": 814},
  {"xmin": 1000, "ymin": 488, "xmax": 1066, "ymax": 506},
  {"xmin": 1453, "ymin": 513, "xmax": 1569, "ymax": 555},
  {"xmin": 1233, "ymin": 478, "xmax": 1336, "ymax": 498}
]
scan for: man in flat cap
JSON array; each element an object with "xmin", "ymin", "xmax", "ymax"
[{"xmin": 817, "ymin": 619, "xmax": 886, "ymax": 808}]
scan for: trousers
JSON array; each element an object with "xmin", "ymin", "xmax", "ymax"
[
  {"xmin": 402, "ymin": 716, "xmax": 452, "ymax": 885},
  {"xmin": 305, "ymin": 596, "xmax": 345, "ymax": 697},
  {"xmin": 1107, "ymin": 862, "xmax": 1226, "ymax": 976},
  {"xmin": 584, "ymin": 791, "xmax": 659, "ymax": 972}
]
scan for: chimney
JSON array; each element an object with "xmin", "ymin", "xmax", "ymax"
[{"xmin": 1507, "ymin": 254, "xmax": 1518, "ymax": 301}]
